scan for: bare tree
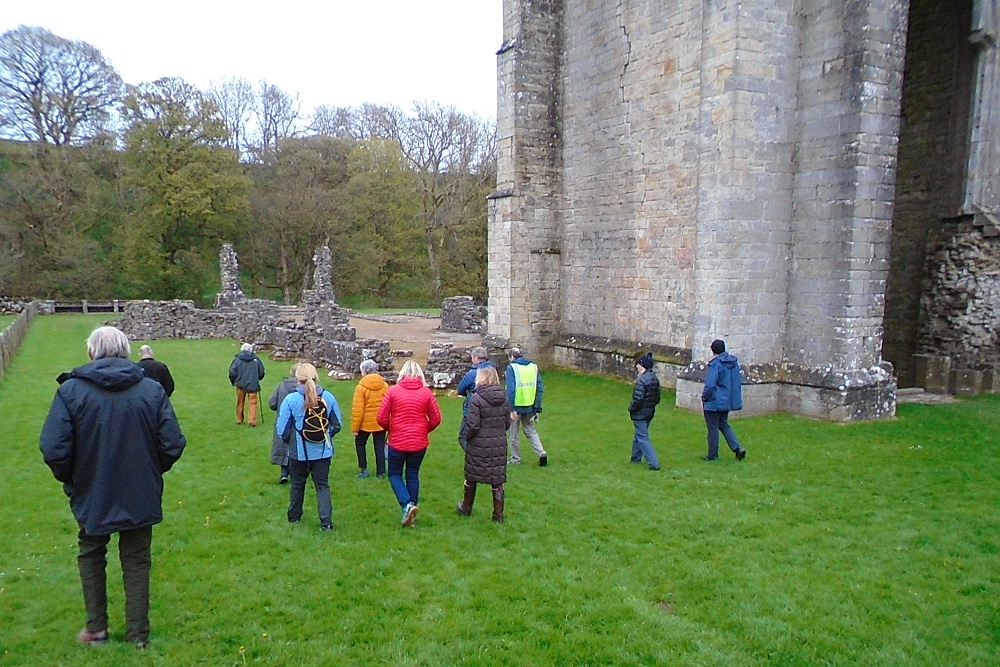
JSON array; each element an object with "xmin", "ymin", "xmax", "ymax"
[
  {"xmin": 253, "ymin": 81, "xmax": 300, "ymax": 162},
  {"xmin": 207, "ymin": 77, "xmax": 255, "ymax": 156},
  {"xmin": 381, "ymin": 102, "xmax": 496, "ymax": 299},
  {"xmin": 310, "ymin": 103, "xmax": 393, "ymax": 141},
  {"xmin": 0, "ymin": 25, "xmax": 122, "ymax": 145}
]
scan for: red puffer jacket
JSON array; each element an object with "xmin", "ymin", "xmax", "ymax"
[{"xmin": 376, "ymin": 376, "xmax": 442, "ymax": 452}]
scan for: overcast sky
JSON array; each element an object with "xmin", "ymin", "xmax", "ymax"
[{"xmin": 1, "ymin": 0, "xmax": 503, "ymax": 120}]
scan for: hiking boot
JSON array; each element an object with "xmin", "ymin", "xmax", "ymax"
[
  {"xmin": 736, "ymin": 449, "xmax": 747, "ymax": 461},
  {"xmin": 649, "ymin": 465, "xmax": 661, "ymax": 471},
  {"xmin": 278, "ymin": 475, "xmax": 289, "ymax": 484},
  {"xmin": 77, "ymin": 628, "xmax": 109, "ymax": 645},
  {"xmin": 491, "ymin": 486, "xmax": 505, "ymax": 523},
  {"xmin": 356, "ymin": 469, "xmax": 369, "ymax": 479},
  {"xmin": 538, "ymin": 455, "xmax": 547, "ymax": 467},
  {"xmin": 321, "ymin": 524, "xmax": 334, "ymax": 532},
  {"xmin": 701, "ymin": 456, "xmax": 717, "ymax": 461}
]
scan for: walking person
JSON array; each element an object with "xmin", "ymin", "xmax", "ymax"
[
  {"xmin": 351, "ymin": 359, "xmax": 389, "ymax": 479},
  {"xmin": 504, "ymin": 347, "xmax": 548, "ymax": 466},
  {"xmin": 376, "ymin": 360, "xmax": 442, "ymax": 527},
  {"xmin": 40, "ymin": 326, "xmax": 186, "ymax": 649},
  {"xmin": 701, "ymin": 339, "xmax": 748, "ymax": 461},
  {"xmin": 229, "ymin": 342, "xmax": 265, "ymax": 427},
  {"xmin": 136, "ymin": 344, "xmax": 175, "ymax": 397},
  {"xmin": 455, "ymin": 366, "xmax": 510, "ymax": 522},
  {"xmin": 456, "ymin": 346, "xmax": 495, "ymax": 451},
  {"xmin": 276, "ymin": 363, "xmax": 342, "ymax": 531},
  {"xmin": 267, "ymin": 363, "xmax": 301, "ymax": 484},
  {"xmin": 628, "ymin": 352, "xmax": 662, "ymax": 470}
]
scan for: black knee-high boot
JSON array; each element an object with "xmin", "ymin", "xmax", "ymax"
[
  {"xmin": 456, "ymin": 481, "xmax": 476, "ymax": 516},
  {"xmin": 491, "ymin": 485, "xmax": 505, "ymax": 523}
]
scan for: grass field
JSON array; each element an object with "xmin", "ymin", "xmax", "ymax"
[
  {"xmin": 0, "ymin": 314, "xmax": 16, "ymax": 330},
  {"xmin": 1, "ymin": 315, "xmax": 998, "ymax": 665}
]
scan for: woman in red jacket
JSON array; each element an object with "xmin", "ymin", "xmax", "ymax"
[{"xmin": 377, "ymin": 360, "xmax": 442, "ymax": 527}]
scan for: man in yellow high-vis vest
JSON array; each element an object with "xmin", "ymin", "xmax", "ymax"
[{"xmin": 504, "ymin": 348, "xmax": 548, "ymax": 466}]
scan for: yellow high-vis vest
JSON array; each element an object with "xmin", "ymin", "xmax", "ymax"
[{"xmin": 510, "ymin": 362, "xmax": 538, "ymax": 407}]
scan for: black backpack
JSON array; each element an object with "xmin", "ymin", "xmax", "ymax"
[{"xmin": 296, "ymin": 387, "xmax": 341, "ymax": 445}]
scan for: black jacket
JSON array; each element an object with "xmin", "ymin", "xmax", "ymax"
[
  {"xmin": 138, "ymin": 357, "xmax": 175, "ymax": 397},
  {"xmin": 628, "ymin": 369, "xmax": 661, "ymax": 421},
  {"xmin": 464, "ymin": 383, "xmax": 510, "ymax": 485},
  {"xmin": 229, "ymin": 350, "xmax": 265, "ymax": 392},
  {"xmin": 40, "ymin": 357, "xmax": 187, "ymax": 535}
]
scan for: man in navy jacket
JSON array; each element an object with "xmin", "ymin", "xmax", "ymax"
[
  {"xmin": 701, "ymin": 339, "xmax": 747, "ymax": 461},
  {"xmin": 40, "ymin": 326, "xmax": 186, "ymax": 648}
]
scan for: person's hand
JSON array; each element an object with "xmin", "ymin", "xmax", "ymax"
[
  {"xmin": 510, "ymin": 411, "xmax": 517, "ymax": 420},
  {"xmin": 352, "ymin": 431, "xmax": 358, "ymax": 437},
  {"xmin": 530, "ymin": 413, "xmax": 539, "ymax": 424}
]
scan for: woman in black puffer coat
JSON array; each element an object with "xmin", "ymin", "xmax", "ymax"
[{"xmin": 456, "ymin": 366, "xmax": 510, "ymax": 522}]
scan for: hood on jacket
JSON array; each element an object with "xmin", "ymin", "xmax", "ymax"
[
  {"xmin": 236, "ymin": 350, "xmax": 257, "ymax": 362},
  {"xmin": 475, "ymin": 383, "xmax": 507, "ymax": 406},
  {"xmin": 360, "ymin": 373, "xmax": 388, "ymax": 391},
  {"xmin": 397, "ymin": 376, "xmax": 426, "ymax": 390},
  {"xmin": 69, "ymin": 357, "xmax": 145, "ymax": 392},
  {"xmin": 714, "ymin": 352, "xmax": 739, "ymax": 368}
]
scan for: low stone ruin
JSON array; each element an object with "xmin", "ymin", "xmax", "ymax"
[
  {"xmin": 915, "ymin": 213, "xmax": 1000, "ymax": 394},
  {"xmin": 439, "ymin": 296, "xmax": 487, "ymax": 334},
  {"xmin": 113, "ymin": 244, "xmax": 392, "ymax": 378},
  {"xmin": 0, "ymin": 298, "xmax": 29, "ymax": 316},
  {"xmin": 425, "ymin": 343, "xmax": 476, "ymax": 388}
]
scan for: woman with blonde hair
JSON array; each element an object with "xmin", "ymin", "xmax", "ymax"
[
  {"xmin": 276, "ymin": 363, "xmax": 343, "ymax": 531},
  {"xmin": 376, "ymin": 360, "xmax": 442, "ymax": 527},
  {"xmin": 456, "ymin": 366, "xmax": 510, "ymax": 522}
]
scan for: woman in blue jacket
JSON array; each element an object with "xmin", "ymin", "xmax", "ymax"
[
  {"xmin": 276, "ymin": 363, "xmax": 342, "ymax": 531},
  {"xmin": 701, "ymin": 339, "xmax": 748, "ymax": 461}
]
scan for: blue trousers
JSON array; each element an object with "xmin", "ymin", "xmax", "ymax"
[
  {"xmin": 704, "ymin": 410, "xmax": 742, "ymax": 458},
  {"xmin": 387, "ymin": 446, "xmax": 427, "ymax": 507},
  {"xmin": 630, "ymin": 418, "xmax": 660, "ymax": 468}
]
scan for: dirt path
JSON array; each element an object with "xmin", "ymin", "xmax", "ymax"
[{"xmin": 349, "ymin": 316, "xmax": 483, "ymax": 369}]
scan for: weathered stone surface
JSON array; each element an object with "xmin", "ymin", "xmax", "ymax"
[
  {"xmin": 440, "ymin": 296, "xmax": 487, "ymax": 334},
  {"xmin": 425, "ymin": 343, "xmax": 478, "ymax": 388},
  {"xmin": 214, "ymin": 243, "xmax": 247, "ymax": 308}
]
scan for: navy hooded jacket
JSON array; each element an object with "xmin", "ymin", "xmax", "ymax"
[
  {"xmin": 701, "ymin": 352, "xmax": 744, "ymax": 412},
  {"xmin": 40, "ymin": 357, "xmax": 187, "ymax": 535}
]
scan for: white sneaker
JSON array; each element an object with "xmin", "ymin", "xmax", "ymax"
[{"xmin": 402, "ymin": 503, "xmax": 419, "ymax": 527}]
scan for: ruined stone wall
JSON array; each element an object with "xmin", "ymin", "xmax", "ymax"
[
  {"xmin": 918, "ymin": 215, "xmax": 1000, "ymax": 373},
  {"xmin": 440, "ymin": 296, "xmax": 487, "ymax": 334},
  {"xmin": 884, "ymin": 0, "xmax": 976, "ymax": 386},
  {"xmin": 0, "ymin": 301, "xmax": 36, "ymax": 379}
]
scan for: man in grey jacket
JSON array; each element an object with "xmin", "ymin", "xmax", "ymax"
[
  {"xmin": 40, "ymin": 326, "xmax": 186, "ymax": 649},
  {"xmin": 229, "ymin": 342, "xmax": 266, "ymax": 426}
]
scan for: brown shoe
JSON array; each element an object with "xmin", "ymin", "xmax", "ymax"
[{"xmin": 77, "ymin": 628, "xmax": 109, "ymax": 645}]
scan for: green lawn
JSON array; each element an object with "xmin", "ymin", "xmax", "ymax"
[
  {"xmin": 0, "ymin": 314, "xmax": 16, "ymax": 330},
  {"xmin": 1, "ymin": 315, "xmax": 998, "ymax": 665}
]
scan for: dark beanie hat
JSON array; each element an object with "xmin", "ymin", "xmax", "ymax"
[
  {"xmin": 637, "ymin": 352, "xmax": 654, "ymax": 369},
  {"xmin": 710, "ymin": 339, "xmax": 726, "ymax": 355}
]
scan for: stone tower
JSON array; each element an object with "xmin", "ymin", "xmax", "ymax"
[{"xmin": 489, "ymin": 0, "xmax": 1000, "ymax": 420}]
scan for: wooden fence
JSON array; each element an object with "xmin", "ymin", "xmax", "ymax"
[{"xmin": 0, "ymin": 302, "xmax": 38, "ymax": 379}]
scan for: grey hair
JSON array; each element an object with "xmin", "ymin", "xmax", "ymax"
[
  {"xmin": 139, "ymin": 344, "xmax": 153, "ymax": 359},
  {"xmin": 241, "ymin": 343, "xmax": 253, "ymax": 352},
  {"xmin": 508, "ymin": 347, "xmax": 522, "ymax": 360},
  {"xmin": 470, "ymin": 346, "xmax": 488, "ymax": 361},
  {"xmin": 398, "ymin": 359, "xmax": 426, "ymax": 384},
  {"xmin": 87, "ymin": 326, "xmax": 131, "ymax": 360},
  {"xmin": 360, "ymin": 359, "xmax": 379, "ymax": 375}
]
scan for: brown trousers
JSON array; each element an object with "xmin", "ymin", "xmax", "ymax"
[{"xmin": 235, "ymin": 388, "xmax": 259, "ymax": 425}]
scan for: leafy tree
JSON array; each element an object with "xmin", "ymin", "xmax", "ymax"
[
  {"xmin": 0, "ymin": 25, "xmax": 122, "ymax": 145},
  {"xmin": 242, "ymin": 135, "xmax": 352, "ymax": 303},
  {"xmin": 117, "ymin": 78, "xmax": 249, "ymax": 300},
  {"xmin": 0, "ymin": 139, "xmax": 119, "ymax": 297}
]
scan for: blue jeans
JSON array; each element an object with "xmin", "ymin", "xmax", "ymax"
[
  {"xmin": 287, "ymin": 458, "xmax": 332, "ymax": 527},
  {"xmin": 630, "ymin": 419, "xmax": 659, "ymax": 468},
  {"xmin": 387, "ymin": 446, "xmax": 427, "ymax": 507},
  {"xmin": 704, "ymin": 410, "xmax": 743, "ymax": 458}
]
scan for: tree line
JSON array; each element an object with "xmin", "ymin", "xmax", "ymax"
[{"xmin": 0, "ymin": 25, "xmax": 495, "ymax": 307}]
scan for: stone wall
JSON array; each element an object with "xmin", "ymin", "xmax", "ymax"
[
  {"xmin": 492, "ymin": 0, "xmax": 907, "ymax": 420},
  {"xmin": 0, "ymin": 298, "xmax": 30, "ymax": 316},
  {"xmin": 883, "ymin": 0, "xmax": 977, "ymax": 386},
  {"xmin": 913, "ymin": 213, "xmax": 1000, "ymax": 392},
  {"xmin": 425, "ymin": 343, "xmax": 476, "ymax": 388},
  {"xmin": 439, "ymin": 296, "xmax": 487, "ymax": 334}
]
